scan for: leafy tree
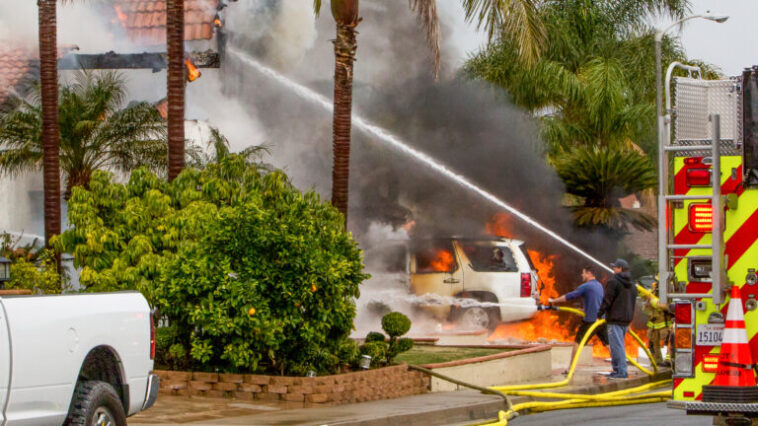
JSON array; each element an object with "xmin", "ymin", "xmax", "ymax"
[
  {"xmin": 55, "ymin": 155, "xmax": 369, "ymax": 374},
  {"xmin": 0, "ymin": 71, "xmax": 167, "ymax": 199},
  {"xmin": 463, "ymin": 0, "xmax": 710, "ymax": 156},
  {"xmin": 553, "ymin": 146, "xmax": 657, "ymax": 233}
]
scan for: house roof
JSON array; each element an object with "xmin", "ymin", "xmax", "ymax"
[
  {"xmin": 0, "ymin": 49, "xmax": 37, "ymax": 107},
  {"xmin": 113, "ymin": 0, "xmax": 219, "ymax": 44}
]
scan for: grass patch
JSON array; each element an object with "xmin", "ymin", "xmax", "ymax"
[{"xmin": 395, "ymin": 345, "xmax": 510, "ymax": 365}]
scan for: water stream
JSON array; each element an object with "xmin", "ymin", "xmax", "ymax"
[{"xmin": 228, "ymin": 47, "xmax": 613, "ymax": 274}]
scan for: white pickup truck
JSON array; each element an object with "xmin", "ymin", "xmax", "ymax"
[{"xmin": 0, "ymin": 291, "xmax": 159, "ymax": 425}]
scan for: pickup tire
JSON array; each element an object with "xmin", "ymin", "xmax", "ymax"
[{"xmin": 67, "ymin": 380, "xmax": 127, "ymax": 426}]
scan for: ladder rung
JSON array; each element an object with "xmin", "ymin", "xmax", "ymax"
[
  {"xmin": 668, "ymin": 293, "xmax": 712, "ymax": 299},
  {"xmin": 667, "ymin": 244, "xmax": 711, "ymax": 250},
  {"xmin": 664, "ymin": 145, "xmax": 712, "ymax": 152},
  {"xmin": 664, "ymin": 195, "xmax": 713, "ymax": 201}
]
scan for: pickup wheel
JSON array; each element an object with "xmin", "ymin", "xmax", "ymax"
[{"xmin": 67, "ymin": 380, "xmax": 126, "ymax": 426}]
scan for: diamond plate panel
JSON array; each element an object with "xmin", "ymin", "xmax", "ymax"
[
  {"xmin": 668, "ymin": 400, "xmax": 758, "ymax": 413},
  {"xmin": 673, "ymin": 77, "xmax": 742, "ymax": 147}
]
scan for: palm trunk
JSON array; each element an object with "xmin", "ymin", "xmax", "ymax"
[
  {"xmin": 331, "ymin": 21, "xmax": 358, "ymax": 224},
  {"xmin": 64, "ymin": 168, "xmax": 92, "ymax": 201},
  {"xmin": 38, "ymin": 0, "xmax": 61, "ymax": 248},
  {"xmin": 166, "ymin": 0, "xmax": 185, "ymax": 181}
]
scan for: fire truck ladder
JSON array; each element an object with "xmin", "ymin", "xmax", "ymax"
[{"xmin": 658, "ymin": 64, "xmax": 733, "ymax": 306}]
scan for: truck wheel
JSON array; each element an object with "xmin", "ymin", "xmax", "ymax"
[{"xmin": 67, "ymin": 380, "xmax": 126, "ymax": 426}]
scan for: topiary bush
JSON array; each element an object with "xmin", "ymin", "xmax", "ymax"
[
  {"xmin": 365, "ymin": 331, "xmax": 386, "ymax": 343},
  {"xmin": 382, "ymin": 312, "xmax": 411, "ymax": 337},
  {"xmin": 381, "ymin": 312, "xmax": 413, "ymax": 364},
  {"xmin": 55, "ymin": 155, "xmax": 369, "ymax": 374}
]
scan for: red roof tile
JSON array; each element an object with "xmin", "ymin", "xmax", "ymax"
[
  {"xmin": 113, "ymin": 0, "xmax": 219, "ymax": 45},
  {"xmin": 0, "ymin": 49, "xmax": 36, "ymax": 105}
]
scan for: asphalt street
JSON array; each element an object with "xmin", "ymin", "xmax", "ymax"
[{"xmin": 510, "ymin": 402, "xmax": 713, "ymax": 426}]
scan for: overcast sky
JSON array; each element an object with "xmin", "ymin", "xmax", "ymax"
[{"xmin": 445, "ymin": 0, "xmax": 758, "ymax": 77}]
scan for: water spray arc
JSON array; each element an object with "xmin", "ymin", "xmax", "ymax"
[{"xmin": 229, "ymin": 47, "xmax": 613, "ymax": 273}]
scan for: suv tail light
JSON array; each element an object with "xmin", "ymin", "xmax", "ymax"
[
  {"xmin": 688, "ymin": 203, "xmax": 713, "ymax": 233},
  {"xmin": 150, "ymin": 314, "xmax": 156, "ymax": 360},
  {"xmin": 520, "ymin": 273, "xmax": 531, "ymax": 297},
  {"xmin": 675, "ymin": 302, "xmax": 693, "ymax": 324},
  {"xmin": 686, "ymin": 168, "xmax": 711, "ymax": 187}
]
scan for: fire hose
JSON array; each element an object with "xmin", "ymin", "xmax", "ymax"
[
  {"xmin": 550, "ymin": 305, "xmax": 659, "ymax": 375},
  {"xmin": 479, "ymin": 312, "xmax": 669, "ymax": 425}
]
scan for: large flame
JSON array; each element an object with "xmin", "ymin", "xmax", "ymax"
[
  {"xmin": 429, "ymin": 249, "xmax": 455, "ymax": 272},
  {"xmin": 486, "ymin": 212, "xmax": 515, "ymax": 239},
  {"xmin": 485, "ymin": 212, "xmax": 649, "ymax": 359}
]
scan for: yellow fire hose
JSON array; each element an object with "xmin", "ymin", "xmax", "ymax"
[
  {"xmin": 482, "ymin": 303, "xmax": 669, "ymax": 425},
  {"xmin": 555, "ymin": 304, "xmax": 659, "ymax": 375}
]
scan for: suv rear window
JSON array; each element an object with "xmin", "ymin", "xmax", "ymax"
[{"xmin": 462, "ymin": 244, "xmax": 518, "ymax": 272}]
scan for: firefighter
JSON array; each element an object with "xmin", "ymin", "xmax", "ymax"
[{"xmin": 642, "ymin": 280, "xmax": 671, "ymax": 366}]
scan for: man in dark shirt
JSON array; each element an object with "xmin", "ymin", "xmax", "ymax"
[
  {"xmin": 598, "ymin": 258, "xmax": 637, "ymax": 379},
  {"xmin": 549, "ymin": 266, "xmax": 608, "ymax": 372}
]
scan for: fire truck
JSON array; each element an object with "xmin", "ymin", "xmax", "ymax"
[{"xmin": 660, "ymin": 65, "xmax": 758, "ymax": 422}]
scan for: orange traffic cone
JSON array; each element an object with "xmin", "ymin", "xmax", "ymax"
[{"xmin": 703, "ymin": 285, "xmax": 758, "ymax": 403}]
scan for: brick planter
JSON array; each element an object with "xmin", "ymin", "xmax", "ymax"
[{"xmin": 155, "ymin": 363, "xmax": 430, "ymax": 405}]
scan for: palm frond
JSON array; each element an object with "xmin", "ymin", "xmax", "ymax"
[{"xmin": 462, "ymin": 0, "xmax": 546, "ymax": 66}]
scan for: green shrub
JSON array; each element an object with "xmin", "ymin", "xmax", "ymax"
[
  {"xmin": 382, "ymin": 312, "xmax": 411, "ymax": 337},
  {"xmin": 365, "ymin": 331, "xmax": 386, "ymax": 343},
  {"xmin": 167, "ymin": 343, "xmax": 187, "ymax": 370},
  {"xmin": 55, "ymin": 155, "xmax": 369, "ymax": 374},
  {"xmin": 394, "ymin": 337, "xmax": 414, "ymax": 354},
  {"xmin": 380, "ymin": 312, "xmax": 413, "ymax": 364},
  {"xmin": 0, "ymin": 234, "xmax": 65, "ymax": 294},
  {"xmin": 336, "ymin": 339, "xmax": 360, "ymax": 366},
  {"xmin": 360, "ymin": 341, "xmax": 388, "ymax": 367}
]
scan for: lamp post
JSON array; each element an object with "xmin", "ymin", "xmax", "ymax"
[
  {"xmin": 0, "ymin": 256, "xmax": 10, "ymax": 290},
  {"xmin": 656, "ymin": 12, "xmax": 728, "ymax": 303}
]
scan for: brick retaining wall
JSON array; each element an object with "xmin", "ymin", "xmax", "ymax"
[{"xmin": 156, "ymin": 363, "xmax": 430, "ymax": 405}]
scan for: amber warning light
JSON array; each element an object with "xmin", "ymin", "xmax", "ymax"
[{"xmin": 689, "ymin": 203, "xmax": 713, "ymax": 233}]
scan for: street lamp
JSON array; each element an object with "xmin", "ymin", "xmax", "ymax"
[
  {"xmin": 656, "ymin": 12, "xmax": 728, "ymax": 304},
  {"xmin": 0, "ymin": 256, "xmax": 10, "ymax": 289}
]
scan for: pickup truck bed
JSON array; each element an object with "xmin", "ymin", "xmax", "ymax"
[{"xmin": 0, "ymin": 291, "xmax": 158, "ymax": 425}]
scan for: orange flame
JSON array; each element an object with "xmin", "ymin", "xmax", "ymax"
[
  {"xmin": 113, "ymin": 5, "xmax": 127, "ymax": 27},
  {"xmin": 487, "ymin": 212, "xmax": 515, "ymax": 239},
  {"xmin": 214, "ymin": 17, "xmax": 223, "ymax": 28},
  {"xmin": 429, "ymin": 249, "xmax": 455, "ymax": 272},
  {"xmin": 185, "ymin": 58, "xmax": 201, "ymax": 82}
]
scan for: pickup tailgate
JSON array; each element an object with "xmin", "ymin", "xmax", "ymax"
[{"xmin": 1, "ymin": 291, "xmax": 152, "ymax": 425}]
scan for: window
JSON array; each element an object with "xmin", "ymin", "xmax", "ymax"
[
  {"xmin": 462, "ymin": 243, "xmax": 518, "ymax": 272},
  {"xmin": 414, "ymin": 241, "xmax": 457, "ymax": 274}
]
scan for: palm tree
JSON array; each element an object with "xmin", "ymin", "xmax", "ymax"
[
  {"xmin": 37, "ymin": 0, "xmax": 61, "ymax": 248},
  {"xmin": 0, "ymin": 71, "xmax": 167, "ymax": 198},
  {"xmin": 167, "ymin": 0, "xmax": 185, "ymax": 181},
  {"xmin": 314, "ymin": 0, "xmax": 546, "ymax": 224},
  {"xmin": 553, "ymin": 145, "xmax": 657, "ymax": 233}
]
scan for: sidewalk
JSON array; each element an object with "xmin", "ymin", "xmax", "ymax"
[{"xmin": 129, "ymin": 360, "xmax": 671, "ymax": 425}]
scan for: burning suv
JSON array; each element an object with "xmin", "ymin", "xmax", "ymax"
[{"xmin": 408, "ymin": 237, "xmax": 539, "ymax": 329}]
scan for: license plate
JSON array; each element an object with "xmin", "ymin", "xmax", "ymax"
[{"xmin": 696, "ymin": 324, "xmax": 724, "ymax": 346}]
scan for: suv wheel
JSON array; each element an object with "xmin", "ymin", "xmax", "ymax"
[
  {"xmin": 457, "ymin": 305, "xmax": 500, "ymax": 331},
  {"xmin": 67, "ymin": 380, "xmax": 126, "ymax": 426}
]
